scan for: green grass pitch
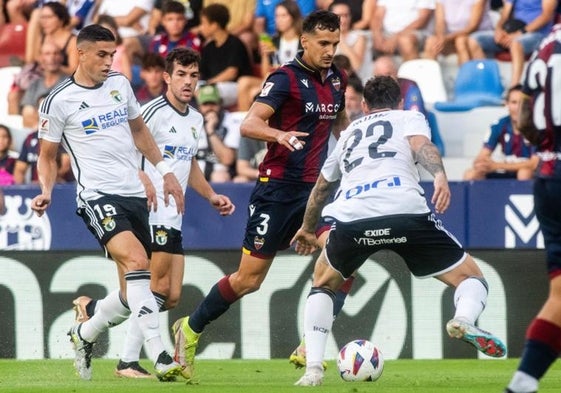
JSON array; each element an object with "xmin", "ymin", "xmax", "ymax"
[{"xmin": 0, "ymin": 359, "xmax": 560, "ymax": 392}]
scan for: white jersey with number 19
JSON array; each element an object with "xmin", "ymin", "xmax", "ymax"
[
  {"xmin": 38, "ymin": 72, "xmax": 145, "ymax": 206},
  {"xmin": 322, "ymin": 109, "xmax": 432, "ymax": 222}
]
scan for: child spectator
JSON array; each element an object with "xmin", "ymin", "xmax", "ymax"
[
  {"xmin": 135, "ymin": 53, "xmax": 167, "ymax": 105},
  {"xmin": 199, "ymin": 3, "xmax": 253, "ymax": 108},
  {"xmin": 149, "ymin": 0, "xmax": 202, "ymax": 58}
]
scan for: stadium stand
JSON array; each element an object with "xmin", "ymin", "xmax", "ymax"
[
  {"xmin": 0, "ymin": 23, "xmax": 27, "ymax": 67},
  {"xmin": 397, "ymin": 59, "xmax": 448, "ymax": 107}
]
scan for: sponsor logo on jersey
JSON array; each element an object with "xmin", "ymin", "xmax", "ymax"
[
  {"xmin": 260, "ymin": 82, "xmax": 274, "ymax": 97},
  {"xmin": 331, "ymin": 76, "xmax": 341, "ymax": 91},
  {"xmin": 81, "ymin": 118, "xmax": 100, "ymax": 134},
  {"xmin": 354, "ymin": 236, "xmax": 407, "ymax": 246},
  {"xmin": 305, "ymin": 102, "xmax": 340, "ymax": 120},
  {"xmin": 253, "ymin": 236, "xmax": 265, "ymax": 250},
  {"xmin": 110, "ymin": 90, "xmax": 123, "ymax": 103},
  {"xmin": 364, "ymin": 228, "xmax": 391, "ymax": 237},
  {"xmin": 169, "ymin": 126, "xmax": 177, "ymax": 133},
  {"xmin": 155, "ymin": 230, "xmax": 168, "ymax": 245},
  {"xmin": 102, "ymin": 217, "xmax": 116, "ymax": 232},
  {"xmin": 79, "ymin": 101, "xmax": 90, "ymax": 110},
  {"xmin": 39, "ymin": 117, "xmax": 49, "ymax": 134},
  {"xmin": 336, "ymin": 176, "xmax": 402, "ymax": 200},
  {"xmin": 163, "ymin": 144, "xmax": 197, "ymax": 161}
]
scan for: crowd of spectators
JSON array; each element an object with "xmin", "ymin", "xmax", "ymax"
[{"xmin": 0, "ymin": 0, "xmax": 559, "ymax": 185}]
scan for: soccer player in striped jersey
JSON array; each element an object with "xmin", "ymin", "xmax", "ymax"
[
  {"xmin": 172, "ymin": 10, "xmax": 350, "ymax": 383},
  {"xmin": 31, "ymin": 24, "xmax": 184, "ymax": 381}
]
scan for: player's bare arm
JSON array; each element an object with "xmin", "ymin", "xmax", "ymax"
[
  {"xmin": 409, "ymin": 134, "xmax": 450, "ymax": 214},
  {"xmin": 187, "ymin": 157, "xmax": 235, "ymax": 216},
  {"xmin": 240, "ymin": 102, "xmax": 308, "ymax": 151},
  {"xmin": 291, "ymin": 174, "xmax": 338, "ymax": 255},
  {"xmin": 128, "ymin": 115, "xmax": 185, "ymax": 214},
  {"xmin": 518, "ymin": 93, "xmax": 541, "ymax": 145},
  {"xmin": 138, "ymin": 170, "xmax": 157, "ymax": 212},
  {"xmin": 31, "ymin": 140, "xmax": 60, "ymax": 217}
]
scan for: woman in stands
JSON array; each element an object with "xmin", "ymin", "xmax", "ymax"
[{"xmin": 236, "ymin": 0, "xmax": 302, "ymax": 111}]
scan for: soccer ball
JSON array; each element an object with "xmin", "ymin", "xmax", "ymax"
[{"xmin": 337, "ymin": 339, "xmax": 384, "ymax": 382}]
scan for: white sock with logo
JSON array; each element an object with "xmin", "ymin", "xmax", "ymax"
[
  {"xmin": 304, "ymin": 290, "xmax": 334, "ymax": 372},
  {"xmin": 120, "ymin": 316, "xmax": 144, "ymax": 363},
  {"xmin": 80, "ymin": 288, "xmax": 130, "ymax": 342},
  {"xmin": 453, "ymin": 277, "xmax": 488, "ymax": 323}
]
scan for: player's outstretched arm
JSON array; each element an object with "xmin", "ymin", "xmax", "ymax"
[
  {"xmin": 188, "ymin": 157, "xmax": 235, "ymax": 216},
  {"xmin": 31, "ymin": 140, "xmax": 60, "ymax": 217},
  {"xmin": 129, "ymin": 116, "xmax": 184, "ymax": 214},
  {"xmin": 291, "ymin": 174, "xmax": 337, "ymax": 255},
  {"xmin": 409, "ymin": 135, "xmax": 450, "ymax": 214}
]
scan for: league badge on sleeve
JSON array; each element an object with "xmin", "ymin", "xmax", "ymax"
[
  {"xmin": 260, "ymin": 82, "xmax": 274, "ymax": 97},
  {"xmin": 39, "ymin": 117, "xmax": 49, "ymax": 134}
]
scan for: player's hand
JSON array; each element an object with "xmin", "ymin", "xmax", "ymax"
[
  {"xmin": 209, "ymin": 194, "xmax": 236, "ymax": 216},
  {"xmin": 431, "ymin": 172, "xmax": 450, "ymax": 214},
  {"xmin": 162, "ymin": 173, "xmax": 185, "ymax": 214},
  {"xmin": 291, "ymin": 228, "xmax": 318, "ymax": 256},
  {"xmin": 145, "ymin": 181, "xmax": 158, "ymax": 212},
  {"xmin": 31, "ymin": 194, "xmax": 51, "ymax": 217},
  {"xmin": 276, "ymin": 131, "xmax": 308, "ymax": 152}
]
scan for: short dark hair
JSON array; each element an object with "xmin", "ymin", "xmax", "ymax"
[
  {"xmin": 506, "ymin": 84, "xmax": 522, "ymax": 100},
  {"xmin": 142, "ymin": 52, "xmax": 166, "ymax": 70},
  {"xmin": 302, "ymin": 10, "xmax": 340, "ymax": 34},
  {"xmin": 77, "ymin": 24, "xmax": 115, "ymax": 46},
  {"xmin": 165, "ymin": 47, "xmax": 201, "ymax": 75},
  {"xmin": 347, "ymin": 74, "xmax": 364, "ymax": 95},
  {"xmin": 200, "ymin": 4, "xmax": 229, "ymax": 30},
  {"xmin": 162, "ymin": 0, "xmax": 186, "ymax": 16},
  {"xmin": 363, "ymin": 76, "xmax": 401, "ymax": 110},
  {"xmin": 43, "ymin": 2, "xmax": 71, "ymax": 27}
]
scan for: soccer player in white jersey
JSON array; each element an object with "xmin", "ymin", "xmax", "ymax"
[
  {"xmin": 31, "ymin": 24, "xmax": 184, "ymax": 381},
  {"xmin": 110, "ymin": 47, "xmax": 234, "ymax": 378},
  {"xmin": 290, "ymin": 75, "xmax": 507, "ymax": 386}
]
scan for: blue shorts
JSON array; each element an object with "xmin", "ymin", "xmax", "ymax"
[
  {"xmin": 533, "ymin": 178, "xmax": 561, "ymax": 277},
  {"xmin": 77, "ymin": 194, "xmax": 151, "ymax": 258},
  {"xmin": 325, "ymin": 213, "xmax": 466, "ymax": 279},
  {"xmin": 470, "ymin": 30, "xmax": 544, "ymax": 55},
  {"xmin": 242, "ymin": 180, "xmax": 314, "ymax": 258}
]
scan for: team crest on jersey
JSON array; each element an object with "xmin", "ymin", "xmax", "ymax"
[
  {"xmin": 110, "ymin": 90, "xmax": 123, "ymax": 103},
  {"xmin": 155, "ymin": 230, "xmax": 168, "ymax": 245},
  {"xmin": 39, "ymin": 117, "xmax": 49, "ymax": 133},
  {"xmin": 102, "ymin": 217, "xmax": 116, "ymax": 232},
  {"xmin": 253, "ymin": 236, "xmax": 265, "ymax": 250},
  {"xmin": 260, "ymin": 82, "xmax": 274, "ymax": 97},
  {"xmin": 81, "ymin": 118, "xmax": 100, "ymax": 134},
  {"xmin": 191, "ymin": 126, "xmax": 198, "ymax": 139},
  {"xmin": 331, "ymin": 77, "xmax": 341, "ymax": 91}
]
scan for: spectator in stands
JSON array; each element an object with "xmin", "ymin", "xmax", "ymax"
[
  {"xmin": 0, "ymin": 124, "xmax": 18, "ymax": 186},
  {"xmin": 149, "ymin": 0, "xmax": 202, "ymax": 58},
  {"xmin": 13, "ymin": 95, "xmax": 73, "ymax": 184},
  {"xmin": 351, "ymin": 0, "xmax": 377, "ymax": 31},
  {"xmin": 66, "ymin": 0, "xmax": 96, "ymax": 34},
  {"xmin": 25, "ymin": 2, "xmax": 78, "ymax": 75},
  {"xmin": 20, "ymin": 41, "xmax": 68, "ymax": 129},
  {"xmin": 233, "ymin": 136, "xmax": 267, "ymax": 183},
  {"xmin": 330, "ymin": 1, "xmax": 368, "ymax": 79},
  {"xmin": 371, "ymin": 0, "xmax": 435, "ymax": 61},
  {"xmin": 95, "ymin": 0, "xmax": 155, "ymax": 61},
  {"xmin": 333, "ymin": 53, "xmax": 358, "ymax": 78},
  {"xmin": 204, "ymin": 0, "xmax": 257, "ymax": 61},
  {"xmin": 148, "ymin": 0, "xmax": 202, "ymax": 36},
  {"xmin": 195, "ymin": 84, "xmax": 240, "ymax": 182},
  {"xmin": 424, "ymin": 0, "xmax": 494, "ymax": 65},
  {"xmin": 4, "ymin": 0, "xmax": 35, "ymax": 25},
  {"xmin": 135, "ymin": 53, "xmax": 167, "ymax": 105},
  {"xmin": 467, "ymin": 0, "xmax": 557, "ymax": 87},
  {"xmin": 345, "ymin": 74, "xmax": 364, "ymax": 122},
  {"xmin": 237, "ymin": 0, "xmax": 303, "ymax": 111},
  {"xmin": 254, "ymin": 0, "xmax": 315, "ymax": 37},
  {"xmin": 463, "ymin": 85, "xmax": 538, "ymax": 180},
  {"xmin": 199, "ymin": 3, "xmax": 253, "ymax": 108},
  {"xmin": 97, "ymin": 14, "xmax": 133, "ymax": 81}
]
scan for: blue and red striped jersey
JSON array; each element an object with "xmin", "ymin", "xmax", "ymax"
[
  {"xmin": 484, "ymin": 116, "xmax": 535, "ymax": 158},
  {"xmin": 254, "ymin": 53, "xmax": 347, "ymax": 183}
]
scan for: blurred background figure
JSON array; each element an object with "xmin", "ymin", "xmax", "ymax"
[
  {"xmin": 134, "ymin": 52, "xmax": 167, "ymax": 105},
  {"xmin": 233, "ymin": 136, "xmax": 267, "ymax": 183},
  {"xmin": 463, "ymin": 85, "xmax": 538, "ymax": 180},
  {"xmin": 97, "ymin": 14, "xmax": 133, "ymax": 81},
  {"xmin": 0, "ymin": 124, "xmax": 18, "ymax": 186},
  {"xmin": 345, "ymin": 73, "xmax": 364, "ymax": 122}
]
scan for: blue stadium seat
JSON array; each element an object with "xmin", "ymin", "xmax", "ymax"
[{"xmin": 434, "ymin": 59, "xmax": 504, "ymax": 112}]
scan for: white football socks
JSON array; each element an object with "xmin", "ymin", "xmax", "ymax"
[
  {"xmin": 80, "ymin": 288, "xmax": 130, "ymax": 342},
  {"xmin": 304, "ymin": 291, "xmax": 334, "ymax": 373},
  {"xmin": 453, "ymin": 277, "xmax": 488, "ymax": 324}
]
